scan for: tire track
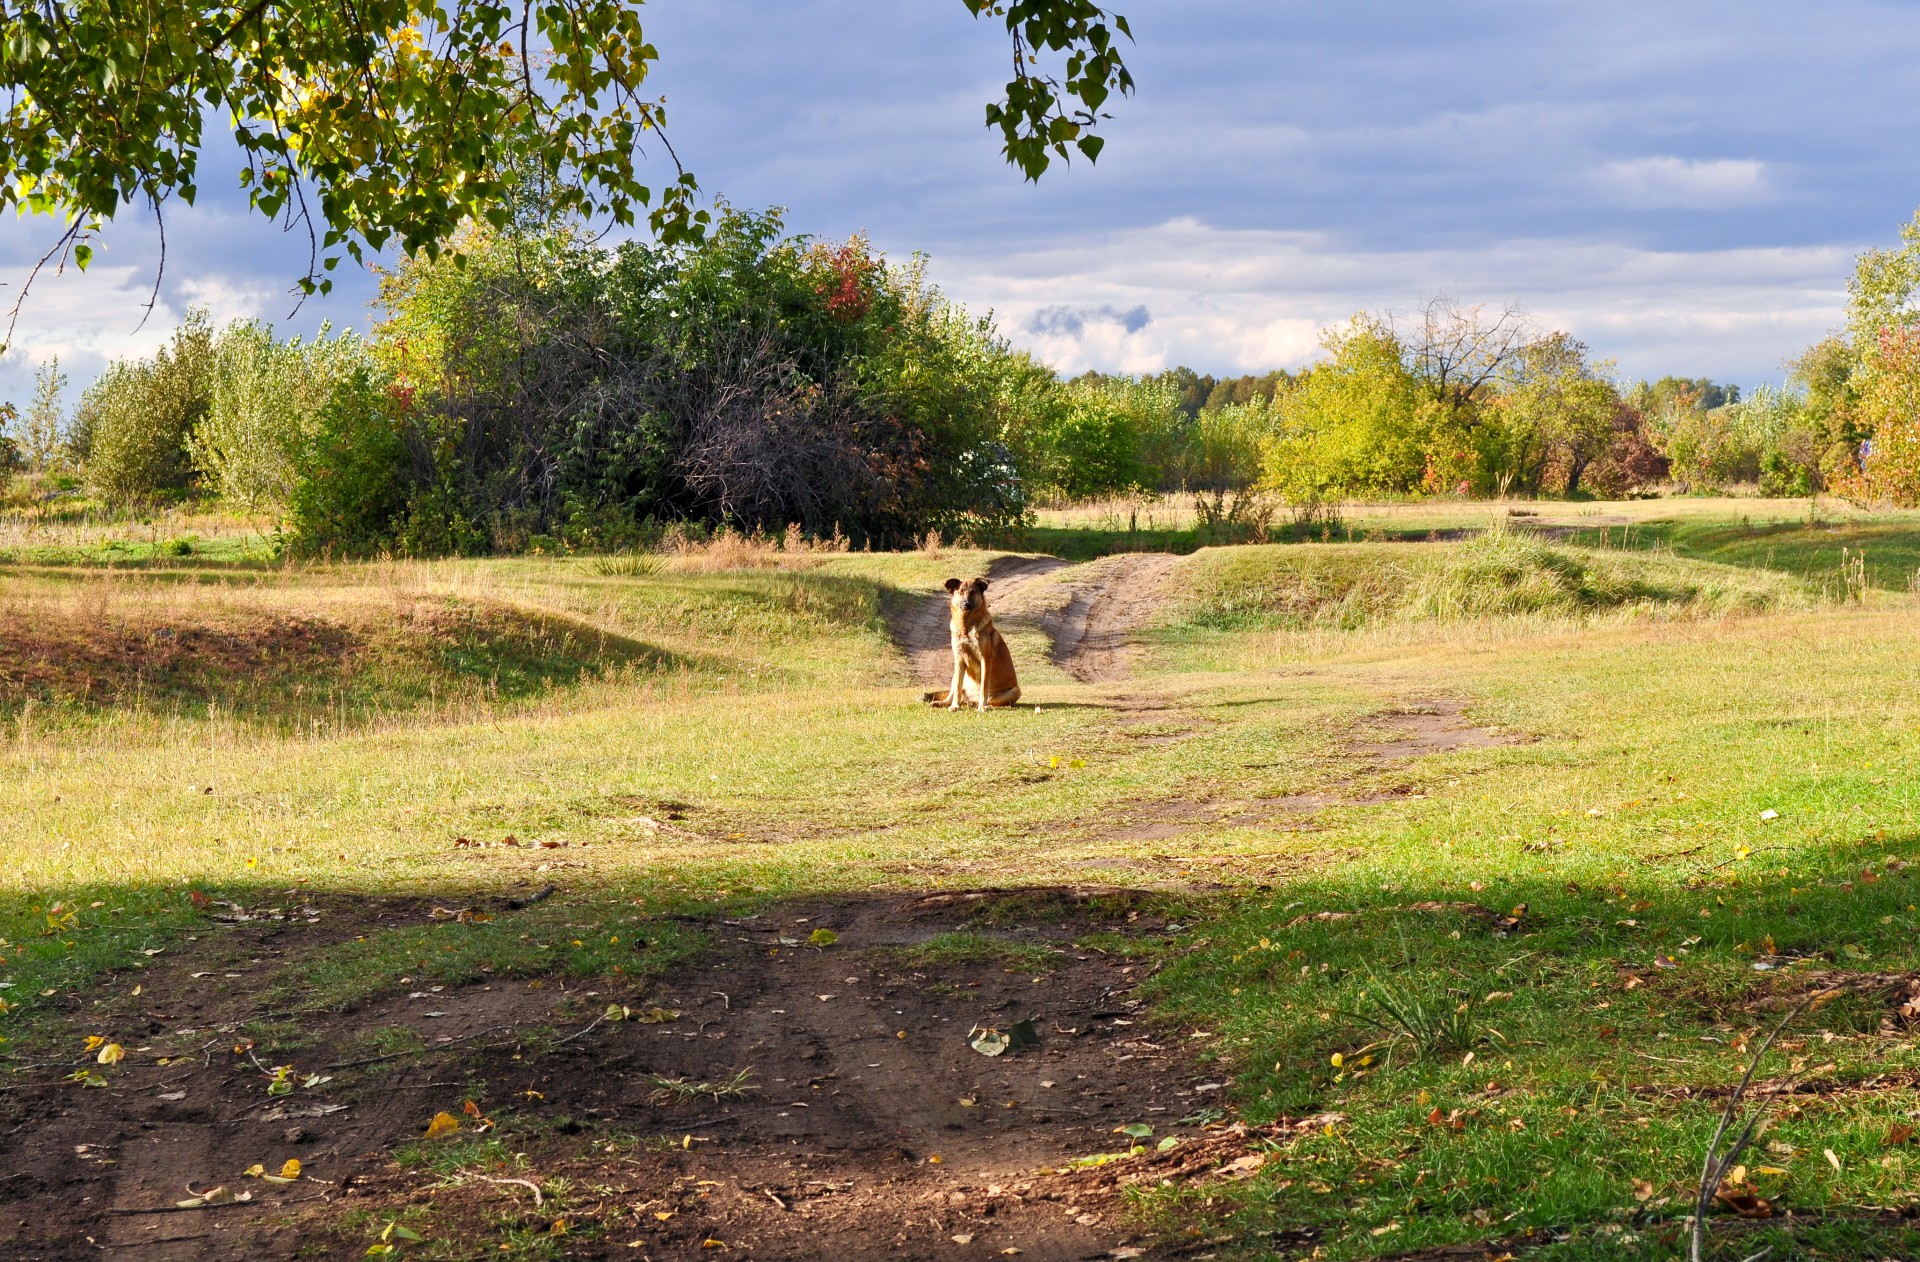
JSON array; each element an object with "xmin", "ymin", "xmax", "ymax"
[{"xmin": 893, "ymin": 552, "xmax": 1179, "ymax": 687}]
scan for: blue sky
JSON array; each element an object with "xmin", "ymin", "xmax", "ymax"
[{"xmin": 5, "ymin": 0, "xmax": 1919, "ymax": 404}]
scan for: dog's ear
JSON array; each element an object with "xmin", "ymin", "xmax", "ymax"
[
  {"xmin": 971, "ymin": 577, "xmax": 990, "ymax": 592},
  {"xmin": 944, "ymin": 578, "xmax": 963, "ymax": 592}
]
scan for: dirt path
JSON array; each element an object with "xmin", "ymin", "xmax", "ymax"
[
  {"xmin": 896, "ymin": 552, "xmax": 1179, "ymax": 687},
  {"xmin": 0, "ymin": 888, "xmax": 1272, "ymax": 1261},
  {"xmin": 1040, "ymin": 554, "xmax": 1181, "ymax": 683},
  {"xmin": 893, "ymin": 555, "xmax": 1072, "ymax": 688}
]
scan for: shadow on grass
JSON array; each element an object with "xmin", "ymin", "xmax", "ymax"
[
  {"xmin": 1142, "ymin": 831, "xmax": 1920, "ymax": 1258},
  {"xmin": 0, "ymin": 597, "xmax": 694, "ymax": 729}
]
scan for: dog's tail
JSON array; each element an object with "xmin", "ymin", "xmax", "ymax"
[{"xmin": 922, "ymin": 689, "xmax": 950, "ymax": 705}]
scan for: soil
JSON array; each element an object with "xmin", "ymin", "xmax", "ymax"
[
  {"xmin": 1040, "ymin": 555, "xmax": 1182, "ymax": 684},
  {"xmin": 0, "ymin": 889, "xmax": 1274, "ymax": 1261},
  {"xmin": 2, "ymin": 554, "xmax": 1523, "ymax": 1259},
  {"xmin": 893, "ymin": 556, "xmax": 1072, "ymax": 689},
  {"xmin": 895, "ymin": 554, "xmax": 1178, "ymax": 689},
  {"xmin": 1348, "ymin": 699, "xmax": 1522, "ymax": 760}
]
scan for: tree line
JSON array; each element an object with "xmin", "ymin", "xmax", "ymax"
[{"xmin": 7, "ymin": 205, "xmax": 1920, "ymax": 552}]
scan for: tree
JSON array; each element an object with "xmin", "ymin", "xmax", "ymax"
[
  {"xmin": 1262, "ymin": 316, "xmax": 1427, "ymax": 505},
  {"xmin": 1488, "ymin": 334, "xmax": 1620, "ymax": 496},
  {"xmin": 18, "ymin": 354, "xmax": 64, "ymax": 473},
  {"xmin": 80, "ymin": 309, "xmax": 216, "ymax": 504},
  {"xmin": 1817, "ymin": 207, "xmax": 1920, "ymax": 505},
  {"xmin": 0, "ymin": 0, "xmax": 1132, "ymax": 329},
  {"xmin": 1400, "ymin": 297, "xmax": 1535, "ymax": 451}
]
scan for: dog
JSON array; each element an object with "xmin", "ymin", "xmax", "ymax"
[{"xmin": 923, "ymin": 577, "xmax": 1021, "ymax": 712}]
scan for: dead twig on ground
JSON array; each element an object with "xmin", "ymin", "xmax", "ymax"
[
  {"xmin": 463, "ymin": 1173, "xmax": 544, "ymax": 1206},
  {"xmin": 1690, "ymin": 999, "xmax": 1810, "ymax": 1262},
  {"xmin": 109, "ymin": 1192, "xmax": 330, "ymax": 1216}
]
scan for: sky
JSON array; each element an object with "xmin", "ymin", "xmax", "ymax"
[{"xmin": 4, "ymin": 0, "xmax": 1919, "ymax": 405}]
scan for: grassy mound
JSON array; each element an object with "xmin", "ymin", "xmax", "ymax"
[
  {"xmin": 1172, "ymin": 527, "xmax": 1818, "ymax": 632},
  {"xmin": 0, "ymin": 584, "xmax": 669, "ymax": 725}
]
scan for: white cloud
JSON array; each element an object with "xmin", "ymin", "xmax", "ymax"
[
  {"xmin": 1599, "ymin": 157, "xmax": 1770, "ymax": 209},
  {"xmin": 931, "ymin": 217, "xmax": 1851, "ymax": 384}
]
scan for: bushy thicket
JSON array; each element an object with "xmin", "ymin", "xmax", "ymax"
[
  {"xmin": 53, "ymin": 209, "xmax": 1068, "ymax": 551},
  {"xmin": 354, "ymin": 210, "xmax": 1041, "ymax": 553}
]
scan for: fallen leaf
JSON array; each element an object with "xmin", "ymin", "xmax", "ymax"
[
  {"xmin": 951, "ymin": 1233, "xmax": 975, "ymax": 1245},
  {"xmin": 637, "ymin": 1007, "xmax": 680, "ymax": 1024},
  {"xmin": 96, "ymin": 1042, "xmax": 124, "ymax": 1065},
  {"xmin": 1714, "ymin": 1187, "xmax": 1775, "ymax": 1219},
  {"xmin": 1824, "ymin": 1148, "xmax": 1842, "ymax": 1173},
  {"xmin": 701, "ymin": 1240, "xmax": 725, "ymax": 1250},
  {"xmin": 808, "ymin": 928, "xmax": 839, "ymax": 947},
  {"xmin": 425, "ymin": 1111, "xmax": 461, "ymax": 1139},
  {"xmin": 1885, "ymin": 1123, "xmax": 1916, "ymax": 1147},
  {"xmin": 1632, "ymin": 1179, "xmax": 1656, "ymax": 1202}
]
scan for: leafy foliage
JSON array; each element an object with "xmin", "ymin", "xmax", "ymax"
[
  {"xmin": 79, "ymin": 309, "xmax": 215, "ymax": 504},
  {"xmin": 193, "ymin": 321, "xmax": 368, "ymax": 511},
  {"xmin": 0, "ymin": 1, "xmax": 1130, "ymax": 316}
]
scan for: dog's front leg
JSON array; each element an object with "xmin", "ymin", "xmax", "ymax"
[
  {"xmin": 976, "ymin": 657, "xmax": 991, "ymax": 713},
  {"xmin": 945, "ymin": 645, "xmax": 965, "ymax": 712}
]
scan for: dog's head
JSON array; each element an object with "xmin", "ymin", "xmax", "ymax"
[{"xmin": 944, "ymin": 576, "xmax": 990, "ymax": 621}]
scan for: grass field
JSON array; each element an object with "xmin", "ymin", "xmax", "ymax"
[{"xmin": 7, "ymin": 504, "xmax": 1920, "ymax": 1259}]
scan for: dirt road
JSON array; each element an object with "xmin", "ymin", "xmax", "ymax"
[{"xmin": 897, "ymin": 552, "xmax": 1180, "ymax": 688}]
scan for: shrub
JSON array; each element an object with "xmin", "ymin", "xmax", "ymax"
[
  {"xmin": 193, "ymin": 321, "xmax": 369, "ymax": 511},
  {"xmin": 1020, "ymin": 375, "xmax": 1185, "ymax": 501},
  {"xmin": 80, "ymin": 310, "xmax": 215, "ymax": 505},
  {"xmin": 282, "ymin": 369, "xmax": 412, "ymax": 556}
]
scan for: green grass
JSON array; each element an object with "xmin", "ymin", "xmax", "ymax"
[
  {"xmin": 12, "ymin": 506, "xmax": 1920, "ymax": 1256},
  {"xmin": 1562, "ymin": 512, "xmax": 1920, "ymax": 594},
  {"xmin": 1164, "ymin": 528, "xmax": 1821, "ymax": 635}
]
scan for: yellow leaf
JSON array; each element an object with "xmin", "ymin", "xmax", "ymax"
[
  {"xmin": 83, "ymin": 1035, "xmax": 104, "ymax": 1052},
  {"xmin": 808, "ymin": 928, "xmax": 839, "ymax": 947},
  {"xmin": 1330, "ymin": 1052, "xmax": 1343, "ymax": 1067},
  {"xmin": 244, "ymin": 1163, "xmax": 266, "ymax": 1177},
  {"xmin": 96, "ymin": 1043, "xmax": 124, "ymax": 1065},
  {"xmin": 425, "ymin": 1111, "xmax": 461, "ymax": 1139},
  {"xmin": 550, "ymin": 1218, "xmax": 567, "ymax": 1235},
  {"xmin": 279, "ymin": 1158, "xmax": 301, "ymax": 1180},
  {"xmin": 702, "ymin": 1240, "xmax": 725, "ymax": 1250}
]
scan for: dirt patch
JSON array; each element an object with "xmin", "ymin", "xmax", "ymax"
[
  {"xmin": 893, "ymin": 556, "xmax": 1072, "ymax": 688},
  {"xmin": 1042, "ymin": 554, "xmax": 1181, "ymax": 683},
  {"xmin": 890, "ymin": 553, "xmax": 1181, "ymax": 689},
  {"xmin": 1349, "ymin": 699, "xmax": 1523, "ymax": 760},
  {"xmin": 1, "ymin": 889, "xmax": 1251, "ymax": 1260}
]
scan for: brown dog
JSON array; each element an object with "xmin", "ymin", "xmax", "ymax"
[{"xmin": 923, "ymin": 577, "xmax": 1021, "ymax": 712}]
